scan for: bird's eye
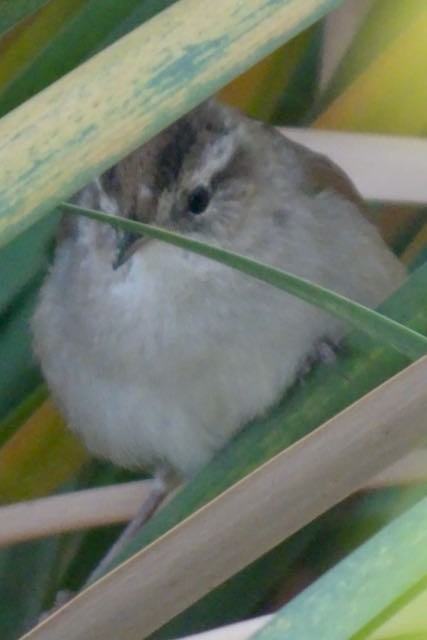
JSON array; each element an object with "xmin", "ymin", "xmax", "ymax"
[{"xmin": 187, "ymin": 185, "xmax": 210, "ymax": 214}]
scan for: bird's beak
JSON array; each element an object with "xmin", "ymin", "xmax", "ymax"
[{"xmin": 113, "ymin": 230, "xmax": 146, "ymax": 270}]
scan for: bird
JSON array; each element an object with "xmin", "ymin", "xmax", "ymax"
[{"xmin": 32, "ymin": 99, "xmax": 405, "ymax": 481}]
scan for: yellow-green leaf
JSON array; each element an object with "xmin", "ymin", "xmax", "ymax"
[
  {"xmin": 0, "ymin": 398, "xmax": 87, "ymax": 503},
  {"xmin": 315, "ymin": 1, "xmax": 427, "ymax": 133}
]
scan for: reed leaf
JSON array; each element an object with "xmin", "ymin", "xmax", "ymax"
[
  {"xmin": 0, "ymin": 0, "xmax": 50, "ymax": 37},
  {"xmin": 252, "ymin": 494, "xmax": 427, "ymax": 640},
  {"xmin": 315, "ymin": 1, "xmax": 427, "ymax": 133},
  {"xmin": 0, "ymin": 0, "xmax": 345, "ymax": 249},
  {"xmin": 62, "ymin": 203, "xmax": 427, "ymax": 360}
]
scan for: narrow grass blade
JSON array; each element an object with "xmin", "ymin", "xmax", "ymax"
[
  {"xmin": 0, "ymin": 0, "xmax": 152, "ymax": 117},
  {"xmin": 0, "ymin": 0, "xmax": 50, "ymax": 37},
  {"xmin": 62, "ymin": 203, "xmax": 427, "ymax": 360},
  {"xmin": 0, "ymin": 0, "xmax": 86, "ymax": 93}
]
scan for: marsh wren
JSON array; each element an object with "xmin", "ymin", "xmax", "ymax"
[{"xmin": 32, "ymin": 100, "xmax": 405, "ymax": 478}]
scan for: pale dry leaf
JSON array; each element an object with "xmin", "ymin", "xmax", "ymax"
[{"xmin": 21, "ymin": 356, "xmax": 427, "ymax": 640}]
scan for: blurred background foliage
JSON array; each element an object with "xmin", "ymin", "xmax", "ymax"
[{"xmin": 0, "ymin": 1, "xmax": 426, "ymax": 638}]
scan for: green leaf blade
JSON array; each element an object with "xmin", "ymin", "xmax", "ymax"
[
  {"xmin": 62, "ymin": 203, "xmax": 427, "ymax": 360},
  {"xmin": 252, "ymin": 496, "xmax": 427, "ymax": 640}
]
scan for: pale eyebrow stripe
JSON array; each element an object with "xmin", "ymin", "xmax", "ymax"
[
  {"xmin": 197, "ymin": 133, "xmax": 237, "ymax": 184},
  {"xmin": 95, "ymin": 177, "xmax": 120, "ymax": 215}
]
